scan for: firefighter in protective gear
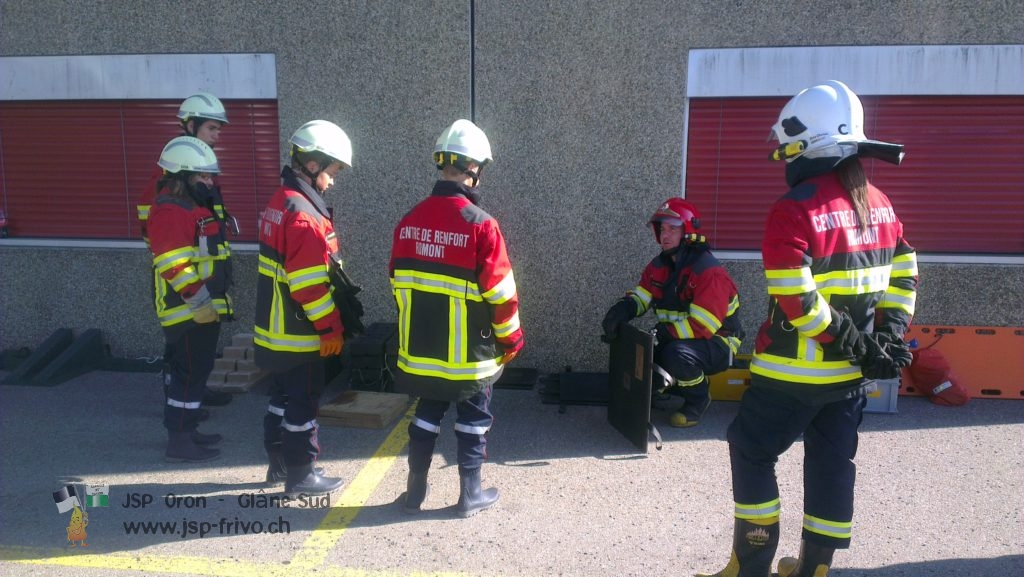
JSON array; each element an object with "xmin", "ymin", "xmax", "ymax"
[
  {"xmin": 254, "ymin": 119, "xmax": 353, "ymax": 497},
  {"xmin": 602, "ymin": 198, "xmax": 744, "ymax": 428},
  {"xmin": 700, "ymin": 80, "xmax": 918, "ymax": 577},
  {"xmin": 148, "ymin": 136, "xmax": 233, "ymax": 462},
  {"xmin": 136, "ymin": 92, "xmax": 235, "ymax": 409},
  {"xmin": 390, "ymin": 119, "xmax": 524, "ymax": 518}
]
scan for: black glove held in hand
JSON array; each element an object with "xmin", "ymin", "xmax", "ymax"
[
  {"xmin": 823, "ymin": 310, "xmax": 866, "ymax": 361},
  {"xmin": 602, "ymin": 299, "xmax": 636, "ymax": 341},
  {"xmin": 859, "ymin": 334, "xmax": 912, "ymax": 380}
]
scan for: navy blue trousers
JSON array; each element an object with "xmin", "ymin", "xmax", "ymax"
[
  {"xmin": 263, "ymin": 360, "xmax": 326, "ymax": 467},
  {"xmin": 407, "ymin": 385, "xmax": 494, "ymax": 472},
  {"xmin": 726, "ymin": 384, "xmax": 866, "ymax": 548},
  {"xmin": 163, "ymin": 322, "xmax": 220, "ymax": 432}
]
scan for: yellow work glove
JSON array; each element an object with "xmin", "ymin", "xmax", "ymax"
[
  {"xmin": 190, "ymin": 301, "xmax": 219, "ymax": 324},
  {"xmin": 183, "ymin": 286, "xmax": 219, "ymax": 324},
  {"xmin": 320, "ymin": 333, "xmax": 344, "ymax": 357}
]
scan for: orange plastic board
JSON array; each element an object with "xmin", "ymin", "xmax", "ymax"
[
  {"xmin": 319, "ymin": 391, "xmax": 410, "ymax": 429},
  {"xmin": 900, "ymin": 325, "xmax": 1024, "ymax": 400}
]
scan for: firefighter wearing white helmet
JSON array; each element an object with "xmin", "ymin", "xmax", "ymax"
[
  {"xmin": 148, "ymin": 136, "xmax": 234, "ymax": 463},
  {"xmin": 391, "ymin": 119, "xmax": 523, "ymax": 518},
  {"xmin": 254, "ymin": 119, "xmax": 359, "ymax": 497},
  {"xmin": 433, "ymin": 118, "xmax": 492, "ymax": 187},
  {"xmin": 699, "ymin": 81, "xmax": 918, "ymax": 577},
  {"xmin": 138, "ymin": 93, "xmax": 237, "ymax": 412}
]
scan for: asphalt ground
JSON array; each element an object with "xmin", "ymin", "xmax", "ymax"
[{"xmin": 0, "ymin": 368, "xmax": 1021, "ymax": 577}]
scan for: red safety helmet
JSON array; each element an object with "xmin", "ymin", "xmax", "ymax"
[{"xmin": 649, "ymin": 198, "xmax": 705, "ymax": 244}]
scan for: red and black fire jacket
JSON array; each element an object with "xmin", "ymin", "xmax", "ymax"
[
  {"xmin": 626, "ymin": 245, "xmax": 743, "ymax": 356},
  {"xmin": 147, "ymin": 189, "xmax": 232, "ymax": 339},
  {"xmin": 751, "ymin": 170, "xmax": 918, "ymax": 393},
  {"xmin": 389, "ymin": 180, "xmax": 524, "ymax": 401},
  {"xmin": 253, "ymin": 167, "xmax": 344, "ymax": 371}
]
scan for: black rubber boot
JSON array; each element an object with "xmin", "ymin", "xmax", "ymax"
[
  {"xmin": 456, "ymin": 467, "xmax": 498, "ymax": 518},
  {"xmin": 777, "ymin": 540, "xmax": 836, "ymax": 577},
  {"xmin": 192, "ymin": 431, "xmax": 222, "ymax": 446},
  {"xmin": 403, "ymin": 471, "xmax": 430, "ymax": 514},
  {"xmin": 697, "ymin": 517, "xmax": 780, "ymax": 577},
  {"xmin": 284, "ymin": 463, "xmax": 344, "ymax": 497},
  {"xmin": 264, "ymin": 450, "xmax": 324, "ymax": 485},
  {"xmin": 165, "ymin": 431, "xmax": 220, "ymax": 463},
  {"xmin": 203, "ymin": 389, "xmax": 233, "ymax": 406}
]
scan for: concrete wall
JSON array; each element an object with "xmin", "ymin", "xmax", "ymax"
[{"xmin": 2, "ymin": 1, "xmax": 1022, "ymax": 371}]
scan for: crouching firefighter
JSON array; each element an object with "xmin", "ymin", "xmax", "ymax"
[
  {"xmin": 148, "ymin": 136, "xmax": 233, "ymax": 462},
  {"xmin": 254, "ymin": 120, "xmax": 356, "ymax": 497},
  {"xmin": 601, "ymin": 198, "xmax": 743, "ymax": 428}
]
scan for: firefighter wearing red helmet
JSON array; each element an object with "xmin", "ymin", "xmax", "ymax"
[
  {"xmin": 699, "ymin": 80, "xmax": 918, "ymax": 577},
  {"xmin": 602, "ymin": 197, "xmax": 744, "ymax": 428}
]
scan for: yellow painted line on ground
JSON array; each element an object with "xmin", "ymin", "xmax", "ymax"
[
  {"xmin": 0, "ymin": 402, "xmax": 427, "ymax": 577},
  {"xmin": 0, "ymin": 547, "xmax": 484, "ymax": 577},
  {"xmin": 290, "ymin": 401, "xmax": 416, "ymax": 569}
]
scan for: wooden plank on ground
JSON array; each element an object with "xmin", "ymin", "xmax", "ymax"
[{"xmin": 319, "ymin": 390, "xmax": 410, "ymax": 429}]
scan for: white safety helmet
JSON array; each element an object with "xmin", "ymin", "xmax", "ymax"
[
  {"xmin": 177, "ymin": 92, "xmax": 229, "ymax": 125},
  {"xmin": 289, "ymin": 120, "xmax": 353, "ymax": 168},
  {"xmin": 434, "ymin": 119, "xmax": 493, "ymax": 169},
  {"xmin": 769, "ymin": 80, "xmax": 866, "ymax": 163},
  {"xmin": 157, "ymin": 136, "xmax": 221, "ymax": 174}
]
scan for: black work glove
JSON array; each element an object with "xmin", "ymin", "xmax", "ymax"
[
  {"xmin": 823, "ymin": 310, "xmax": 866, "ymax": 361},
  {"xmin": 859, "ymin": 333, "xmax": 913, "ymax": 380},
  {"xmin": 601, "ymin": 299, "xmax": 636, "ymax": 342}
]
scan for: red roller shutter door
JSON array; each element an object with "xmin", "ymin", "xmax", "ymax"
[
  {"xmin": 0, "ymin": 100, "xmax": 279, "ymax": 242},
  {"xmin": 685, "ymin": 96, "xmax": 1024, "ymax": 254}
]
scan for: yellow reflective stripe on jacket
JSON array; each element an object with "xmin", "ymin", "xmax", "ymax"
[
  {"xmin": 689, "ymin": 303, "xmax": 723, "ymax": 335},
  {"xmin": 751, "ymin": 352, "xmax": 863, "ymax": 385},
  {"xmin": 258, "ymin": 254, "xmax": 282, "ymax": 279},
  {"xmin": 287, "ymin": 264, "xmax": 330, "ymax": 292},
  {"xmin": 253, "ymin": 326, "xmax": 320, "ymax": 353},
  {"xmin": 629, "ymin": 285, "xmax": 652, "ymax": 314},
  {"xmin": 157, "ymin": 304, "xmax": 193, "ymax": 327},
  {"xmin": 303, "ymin": 291, "xmax": 335, "ymax": 322},
  {"xmin": 493, "ymin": 311, "xmax": 521, "ymax": 338},
  {"xmin": 814, "ymin": 265, "xmax": 891, "ymax": 297},
  {"xmin": 449, "ymin": 297, "xmax": 467, "ymax": 364},
  {"xmin": 392, "ymin": 270, "xmax": 483, "ymax": 301},
  {"xmin": 789, "ymin": 292, "xmax": 830, "ymax": 336},
  {"xmin": 765, "ymin": 267, "xmax": 815, "ymax": 296},
  {"xmin": 878, "ymin": 285, "xmax": 916, "ymax": 315},
  {"xmin": 890, "ymin": 251, "xmax": 918, "ymax": 277},
  {"xmin": 137, "ymin": 204, "xmax": 150, "ymax": 221},
  {"xmin": 166, "ymin": 267, "xmax": 200, "ymax": 292},
  {"xmin": 153, "ymin": 246, "xmax": 194, "ymax": 274},
  {"xmin": 397, "ymin": 352, "xmax": 501, "ymax": 381},
  {"xmin": 734, "ymin": 498, "xmax": 781, "ymax": 520},
  {"xmin": 481, "ymin": 270, "xmax": 516, "ymax": 304},
  {"xmin": 803, "ymin": 514, "xmax": 852, "ymax": 539}
]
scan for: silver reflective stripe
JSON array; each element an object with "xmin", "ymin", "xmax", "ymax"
[
  {"xmin": 166, "ymin": 398, "xmax": 202, "ymax": 409},
  {"xmin": 412, "ymin": 417, "xmax": 441, "ymax": 434},
  {"xmin": 454, "ymin": 423, "xmax": 490, "ymax": 435},
  {"xmin": 734, "ymin": 500, "xmax": 781, "ymax": 518},
  {"xmin": 267, "ymin": 405, "xmax": 285, "ymax": 416},
  {"xmin": 283, "ymin": 419, "xmax": 317, "ymax": 432}
]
